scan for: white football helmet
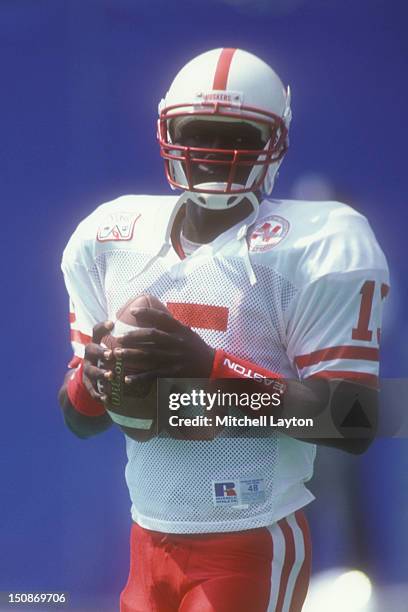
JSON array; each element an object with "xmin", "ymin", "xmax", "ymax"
[{"xmin": 158, "ymin": 48, "xmax": 292, "ymax": 210}]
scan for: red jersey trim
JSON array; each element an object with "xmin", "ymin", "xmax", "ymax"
[
  {"xmin": 70, "ymin": 329, "xmax": 92, "ymax": 345},
  {"xmin": 170, "ymin": 202, "xmax": 187, "ymax": 260},
  {"xmin": 308, "ymin": 370, "xmax": 379, "ymax": 388},
  {"xmin": 295, "ymin": 345, "xmax": 379, "ymax": 368}
]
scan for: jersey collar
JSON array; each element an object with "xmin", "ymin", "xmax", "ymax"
[{"xmin": 169, "ymin": 194, "xmax": 261, "ymax": 261}]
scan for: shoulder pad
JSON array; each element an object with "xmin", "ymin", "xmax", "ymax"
[
  {"xmin": 62, "ymin": 194, "xmax": 179, "ymax": 269},
  {"xmin": 250, "ymin": 199, "xmax": 388, "ymax": 287}
]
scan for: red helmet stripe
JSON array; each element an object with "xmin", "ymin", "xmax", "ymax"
[{"xmin": 212, "ymin": 48, "xmax": 236, "ymax": 90}]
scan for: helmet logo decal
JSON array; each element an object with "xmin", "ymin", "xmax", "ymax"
[
  {"xmin": 194, "ymin": 91, "xmax": 243, "ymax": 106},
  {"xmin": 249, "ymin": 215, "xmax": 289, "ymax": 252}
]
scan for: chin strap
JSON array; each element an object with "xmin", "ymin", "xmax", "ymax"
[{"xmin": 181, "ymin": 189, "xmax": 260, "ymax": 213}]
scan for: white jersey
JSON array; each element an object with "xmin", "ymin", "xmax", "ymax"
[{"xmin": 61, "ymin": 194, "xmax": 389, "ymax": 533}]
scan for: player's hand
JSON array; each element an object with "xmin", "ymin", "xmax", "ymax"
[
  {"xmin": 115, "ymin": 308, "xmax": 225, "ymax": 440},
  {"xmin": 82, "ymin": 321, "xmax": 115, "ymax": 401},
  {"xmin": 113, "ymin": 307, "xmax": 215, "ymax": 387}
]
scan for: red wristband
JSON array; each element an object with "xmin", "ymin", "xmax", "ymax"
[
  {"xmin": 66, "ymin": 361, "xmax": 106, "ymax": 417},
  {"xmin": 210, "ymin": 349, "xmax": 286, "ymax": 392}
]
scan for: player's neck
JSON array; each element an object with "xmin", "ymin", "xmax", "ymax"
[{"xmin": 182, "ymin": 196, "xmax": 258, "ymax": 244}]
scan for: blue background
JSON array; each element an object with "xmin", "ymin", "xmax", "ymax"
[{"xmin": 1, "ymin": 0, "xmax": 407, "ymax": 609}]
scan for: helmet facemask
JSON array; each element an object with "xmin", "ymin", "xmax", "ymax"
[
  {"xmin": 157, "ymin": 48, "xmax": 292, "ymax": 210},
  {"xmin": 158, "ymin": 102, "xmax": 288, "ymax": 210}
]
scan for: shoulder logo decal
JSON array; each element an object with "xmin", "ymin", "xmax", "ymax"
[
  {"xmin": 249, "ymin": 215, "xmax": 289, "ymax": 252},
  {"xmin": 97, "ymin": 212, "xmax": 141, "ymax": 242}
]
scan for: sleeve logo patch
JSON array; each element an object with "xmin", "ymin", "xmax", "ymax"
[
  {"xmin": 97, "ymin": 212, "xmax": 141, "ymax": 242},
  {"xmin": 249, "ymin": 215, "xmax": 289, "ymax": 252}
]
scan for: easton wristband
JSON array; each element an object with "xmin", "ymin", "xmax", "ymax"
[{"xmin": 210, "ymin": 349, "xmax": 286, "ymax": 393}]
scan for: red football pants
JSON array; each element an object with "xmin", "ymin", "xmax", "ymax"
[{"xmin": 120, "ymin": 510, "xmax": 311, "ymax": 612}]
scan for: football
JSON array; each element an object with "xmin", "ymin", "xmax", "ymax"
[{"xmin": 101, "ymin": 294, "xmax": 170, "ymax": 441}]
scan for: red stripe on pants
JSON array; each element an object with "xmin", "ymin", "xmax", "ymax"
[
  {"xmin": 120, "ymin": 511, "xmax": 311, "ymax": 611},
  {"xmin": 289, "ymin": 511, "xmax": 312, "ymax": 611}
]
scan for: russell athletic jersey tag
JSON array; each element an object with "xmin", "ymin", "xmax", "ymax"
[{"xmin": 212, "ymin": 477, "xmax": 266, "ymax": 509}]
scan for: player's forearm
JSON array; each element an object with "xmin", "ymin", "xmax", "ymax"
[
  {"xmin": 58, "ymin": 372, "xmax": 113, "ymax": 439},
  {"xmin": 292, "ymin": 378, "xmax": 378, "ymax": 454},
  {"xmin": 244, "ymin": 379, "xmax": 375, "ymax": 454},
  {"xmin": 269, "ymin": 378, "xmax": 378, "ymax": 455},
  {"xmin": 210, "ymin": 349, "xmax": 377, "ymax": 455}
]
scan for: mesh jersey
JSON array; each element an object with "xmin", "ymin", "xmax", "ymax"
[{"xmin": 62, "ymin": 194, "xmax": 389, "ymax": 533}]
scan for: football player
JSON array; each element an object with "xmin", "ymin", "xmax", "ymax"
[{"xmin": 59, "ymin": 48, "xmax": 389, "ymax": 611}]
